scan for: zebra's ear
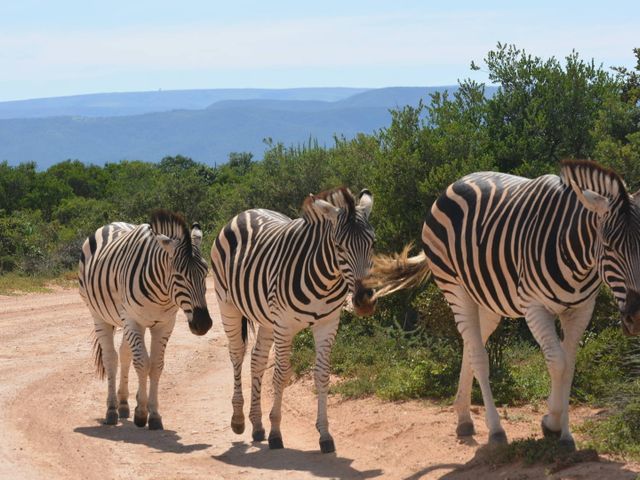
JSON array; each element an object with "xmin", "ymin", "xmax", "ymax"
[
  {"xmin": 156, "ymin": 233, "xmax": 179, "ymax": 257},
  {"xmin": 357, "ymin": 189, "xmax": 373, "ymax": 219},
  {"xmin": 312, "ymin": 198, "xmax": 341, "ymax": 222},
  {"xmin": 570, "ymin": 180, "xmax": 611, "ymax": 217},
  {"xmin": 191, "ymin": 222, "xmax": 203, "ymax": 248}
]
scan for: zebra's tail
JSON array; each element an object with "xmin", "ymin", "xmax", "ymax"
[
  {"xmin": 365, "ymin": 243, "xmax": 431, "ymax": 299},
  {"xmin": 241, "ymin": 316, "xmax": 256, "ymax": 346},
  {"xmin": 92, "ymin": 334, "xmax": 106, "ymax": 380}
]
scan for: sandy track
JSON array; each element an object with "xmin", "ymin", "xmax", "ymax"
[{"xmin": 1, "ymin": 279, "xmax": 639, "ymax": 479}]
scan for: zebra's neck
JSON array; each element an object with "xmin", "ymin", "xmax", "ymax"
[
  {"xmin": 307, "ymin": 219, "xmax": 344, "ymax": 292},
  {"xmin": 559, "ymin": 197, "xmax": 600, "ymax": 278},
  {"xmin": 145, "ymin": 245, "xmax": 175, "ymax": 307}
]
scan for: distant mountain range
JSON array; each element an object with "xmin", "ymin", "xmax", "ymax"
[{"xmin": 0, "ymin": 86, "xmax": 491, "ymax": 169}]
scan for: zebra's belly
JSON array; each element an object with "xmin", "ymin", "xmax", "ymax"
[{"xmin": 120, "ymin": 302, "xmax": 178, "ymax": 327}]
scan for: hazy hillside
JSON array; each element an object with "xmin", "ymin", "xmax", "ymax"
[
  {"xmin": 0, "ymin": 86, "xmax": 481, "ymax": 168},
  {"xmin": 0, "ymin": 88, "xmax": 369, "ymax": 119}
]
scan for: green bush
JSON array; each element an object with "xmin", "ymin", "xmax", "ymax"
[
  {"xmin": 578, "ymin": 382, "xmax": 640, "ymax": 460},
  {"xmin": 573, "ymin": 327, "xmax": 639, "ymax": 403}
]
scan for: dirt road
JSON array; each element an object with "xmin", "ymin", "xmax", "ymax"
[{"xmin": 1, "ymin": 279, "xmax": 638, "ymax": 479}]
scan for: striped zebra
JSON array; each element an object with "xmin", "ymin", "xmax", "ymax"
[
  {"xmin": 210, "ymin": 187, "xmax": 376, "ymax": 453},
  {"xmin": 79, "ymin": 210, "xmax": 212, "ymax": 430},
  {"xmin": 365, "ymin": 160, "xmax": 640, "ymax": 448}
]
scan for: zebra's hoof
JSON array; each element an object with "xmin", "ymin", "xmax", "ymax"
[
  {"xmin": 268, "ymin": 436, "xmax": 284, "ymax": 449},
  {"xmin": 148, "ymin": 415, "xmax": 164, "ymax": 431},
  {"xmin": 104, "ymin": 408, "xmax": 118, "ymax": 425},
  {"xmin": 118, "ymin": 403, "xmax": 130, "ymax": 419},
  {"xmin": 134, "ymin": 407, "xmax": 148, "ymax": 428},
  {"xmin": 456, "ymin": 421, "xmax": 476, "ymax": 437},
  {"xmin": 319, "ymin": 438, "xmax": 336, "ymax": 454},
  {"xmin": 231, "ymin": 419, "xmax": 245, "ymax": 435},
  {"xmin": 559, "ymin": 437, "xmax": 577, "ymax": 451},
  {"xmin": 541, "ymin": 416, "xmax": 561, "ymax": 438},
  {"xmin": 488, "ymin": 430, "xmax": 508, "ymax": 445},
  {"xmin": 252, "ymin": 429, "xmax": 266, "ymax": 442}
]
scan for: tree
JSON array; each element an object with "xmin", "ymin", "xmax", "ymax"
[
  {"xmin": 46, "ymin": 159, "xmax": 108, "ymax": 198},
  {"xmin": 479, "ymin": 43, "xmax": 618, "ymax": 170}
]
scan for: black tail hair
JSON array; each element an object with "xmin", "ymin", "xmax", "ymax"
[
  {"xmin": 242, "ymin": 316, "xmax": 248, "ymax": 344},
  {"xmin": 92, "ymin": 335, "xmax": 106, "ymax": 380}
]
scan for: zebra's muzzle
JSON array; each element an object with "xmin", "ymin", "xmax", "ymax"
[
  {"xmin": 189, "ymin": 307, "xmax": 212, "ymax": 336},
  {"xmin": 621, "ymin": 289, "xmax": 640, "ymax": 336},
  {"xmin": 353, "ymin": 281, "xmax": 377, "ymax": 317}
]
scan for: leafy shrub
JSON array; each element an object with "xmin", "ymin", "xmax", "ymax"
[
  {"xmin": 573, "ymin": 327, "xmax": 640, "ymax": 403},
  {"xmin": 578, "ymin": 382, "xmax": 640, "ymax": 460}
]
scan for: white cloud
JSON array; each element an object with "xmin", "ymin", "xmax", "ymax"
[
  {"xmin": 0, "ymin": 12, "xmax": 509, "ymax": 77},
  {"xmin": 0, "ymin": 9, "xmax": 636, "ymax": 94}
]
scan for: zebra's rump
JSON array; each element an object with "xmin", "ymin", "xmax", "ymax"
[{"xmin": 423, "ymin": 172, "xmax": 600, "ymax": 317}]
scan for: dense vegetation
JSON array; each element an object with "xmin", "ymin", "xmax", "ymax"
[{"xmin": 2, "ymin": 44, "xmax": 640, "ymax": 458}]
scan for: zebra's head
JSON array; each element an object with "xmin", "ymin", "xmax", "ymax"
[
  {"xmin": 564, "ymin": 160, "xmax": 640, "ymax": 336},
  {"xmin": 305, "ymin": 187, "xmax": 377, "ymax": 316},
  {"xmin": 151, "ymin": 210, "xmax": 212, "ymax": 336}
]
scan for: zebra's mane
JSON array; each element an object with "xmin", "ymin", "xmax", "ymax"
[
  {"xmin": 302, "ymin": 186, "xmax": 356, "ymax": 219},
  {"xmin": 560, "ymin": 159, "xmax": 629, "ymax": 210},
  {"xmin": 149, "ymin": 209, "xmax": 192, "ymax": 255}
]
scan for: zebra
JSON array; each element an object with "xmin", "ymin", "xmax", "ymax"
[
  {"xmin": 210, "ymin": 187, "xmax": 376, "ymax": 453},
  {"xmin": 79, "ymin": 210, "xmax": 212, "ymax": 430},
  {"xmin": 365, "ymin": 160, "xmax": 640, "ymax": 448}
]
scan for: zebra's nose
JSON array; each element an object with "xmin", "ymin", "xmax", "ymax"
[
  {"xmin": 189, "ymin": 307, "xmax": 212, "ymax": 336},
  {"xmin": 353, "ymin": 281, "xmax": 377, "ymax": 317},
  {"xmin": 621, "ymin": 289, "xmax": 640, "ymax": 336}
]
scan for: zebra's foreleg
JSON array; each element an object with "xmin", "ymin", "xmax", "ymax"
[
  {"xmin": 123, "ymin": 319, "xmax": 150, "ymax": 428},
  {"xmin": 117, "ymin": 337, "xmax": 132, "ymax": 419},
  {"xmin": 268, "ymin": 327, "xmax": 294, "ymax": 449},
  {"xmin": 555, "ymin": 300, "xmax": 594, "ymax": 448},
  {"xmin": 147, "ymin": 317, "xmax": 176, "ymax": 431},
  {"xmin": 454, "ymin": 308, "xmax": 501, "ymax": 437},
  {"xmin": 221, "ymin": 307, "xmax": 247, "ymax": 435},
  {"xmin": 312, "ymin": 317, "xmax": 340, "ymax": 453},
  {"xmin": 449, "ymin": 289, "xmax": 506, "ymax": 444},
  {"xmin": 525, "ymin": 304, "xmax": 567, "ymax": 440},
  {"xmin": 249, "ymin": 325, "xmax": 274, "ymax": 442},
  {"xmin": 94, "ymin": 319, "xmax": 118, "ymax": 425}
]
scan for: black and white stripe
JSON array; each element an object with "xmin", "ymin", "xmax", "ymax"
[
  {"xmin": 367, "ymin": 160, "xmax": 640, "ymax": 447},
  {"xmin": 210, "ymin": 187, "xmax": 376, "ymax": 453},
  {"xmin": 79, "ymin": 210, "xmax": 212, "ymax": 430}
]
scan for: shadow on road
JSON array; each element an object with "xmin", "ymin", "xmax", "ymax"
[
  {"xmin": 213, "ymin": 441, "xmax": 384, "ymax": 479},
  {"xmin": 74, "ymin": 419, "xmax": 211, "ymax": 454},
  {"xmin": 403, "ymin": 443, "xmax": 639, "ymax": 480}
]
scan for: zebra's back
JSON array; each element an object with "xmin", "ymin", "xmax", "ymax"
[
  {"xmin": 423, "ymin": 171, "xmax": 600, "ymax": 317},
  {"xmin": 211, "ymin": 208, "xmax": 348, "ymax": 326},
  {"xmin": 79, "ymin": 221, "xmax": 174, "ymax": 327}
]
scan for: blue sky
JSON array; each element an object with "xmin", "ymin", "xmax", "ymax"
[{"xmin": 0, "ymin": 0, "xmax": 637, "ymax": 101}]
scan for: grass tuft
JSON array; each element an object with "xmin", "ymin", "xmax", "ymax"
[
  {"xmin": 0, "ymin": 271, "xmax": 76, "ymax": 295},
  {"xmin": 485, "ymin": 436, "xmax": 599, "ymax": 473}
]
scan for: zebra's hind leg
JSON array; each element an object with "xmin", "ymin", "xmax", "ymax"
[
  {"xmin": 312, "ymin": 317, "xmax": 340, "ymax": 453},
  {"xmin": 249, "ymin": 325, "xmax": 274, "ymax": 442},
  {"xmin": 93, "ymin": 318, "xmax": 118, "ymax": 425},
  {"xmin": 221, "ymin": 305, "xmax": 247, "ymax": 435},
  {"xmin": 448, "ymin": 288, "xmax": 506, "ymax": 444},
  {"xmin": 117, "ymin": 337, "xmax": 131, "ymax": 419},
  {"xmin": 123, "ymin": 319, "xmax": 150, "ymax": 428},
  {"xmin": 268, "ymin": 327, "xmax": 295, "ymax": 449},
  {"xmin": 454, "ymin": 308, "xmax": 501, "ymax": 437}
]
